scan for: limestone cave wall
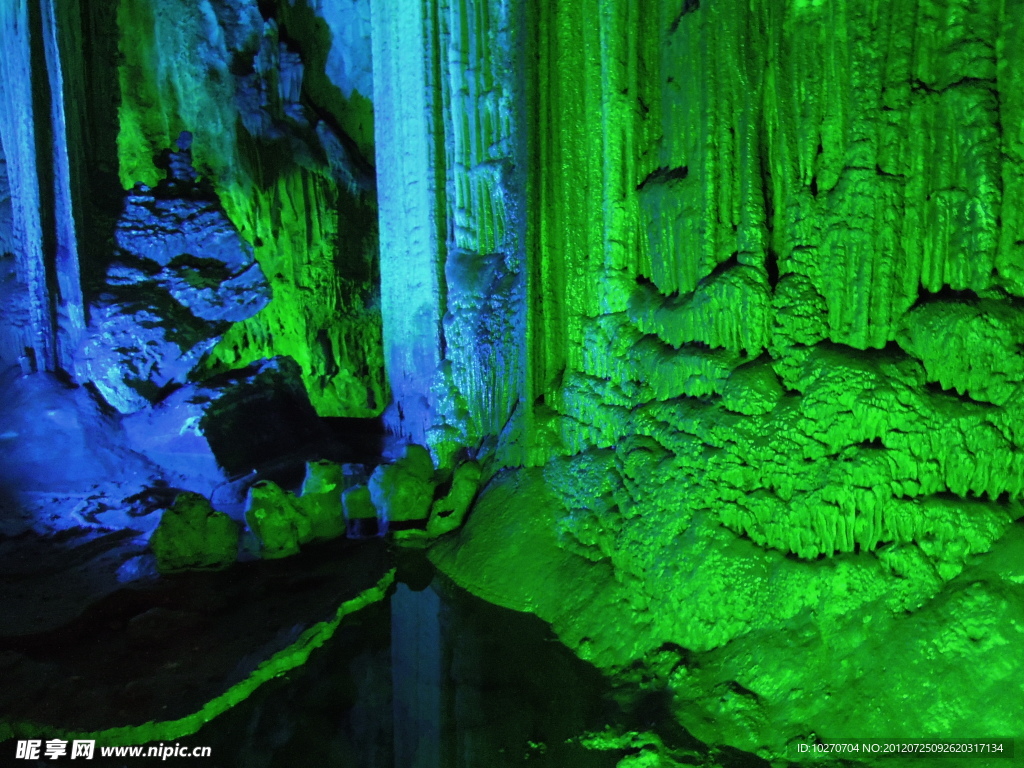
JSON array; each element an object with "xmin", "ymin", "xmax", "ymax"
[
  {"xmin": 418, "ymin": 0, "xmax": 1024, "ymax": 758},
  {"xmin": 529, "ymin": 0, "xmax": 1024, "ymax": 576},
  {"xmin": 111, "ymin": 0, "xmax": 384, "ymax": 416},
  {"xmin": 1, "ymin": 0, "xmax": 1022, "ymax": 762}
]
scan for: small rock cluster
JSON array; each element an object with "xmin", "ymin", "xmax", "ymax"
[{"xmin": 151, "ymin": 444, "xmax": 482, "ymax": 572}]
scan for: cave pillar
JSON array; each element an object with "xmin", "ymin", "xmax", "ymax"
[
  {"xmin": 372, "ymin": 0, "xmax": 445, "ymax": 445},
  {"xmin": 41, "ymin": 0, "xmax": 85, "ymax": 370},
  {"xmin": 373, "ymin": 0, "xmax": 529, "ymax": 463},
  {"xmin": 0, "ymin": 0, "xmax": 85, "ymax": 375},
  {"xmin": 0, "ymin": 0, "xmax": 55, "ymax": 371}
]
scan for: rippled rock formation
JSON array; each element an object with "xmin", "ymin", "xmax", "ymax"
[{"xmin": 75, "ymin": 136, "xmax": 270, "ymax": 413}]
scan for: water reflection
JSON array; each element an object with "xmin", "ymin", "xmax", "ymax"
[{"xmin": 182, "ymin": 554, "xmax": 622, "ymax": 767}]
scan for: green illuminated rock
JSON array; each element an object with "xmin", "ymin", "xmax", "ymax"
[
  {"xmin": 296, "ymin": 459, "xmax": 347, "ymax": 540},
  {"xmin": 114, "ymin": 0, "xmax": 384, "ymax": 418},
  {"xmin": 368, "ymin": 444, "xmax": 435, "ymax": 526},
  {"xmin": 244, "ymin": 480, "xmax": 309, "ymax": 559},
  {"xmin": 150, "ymin": 492, "xmax": 239, "ymax": 573},
  {"xmin": 427, "ymin": 460, "xmax": 482, "ymax": 538}
]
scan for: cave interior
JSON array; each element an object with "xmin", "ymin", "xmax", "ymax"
[{"xmin": 0, "ymin": 0, "xmax": 1023, "ymax": 766}]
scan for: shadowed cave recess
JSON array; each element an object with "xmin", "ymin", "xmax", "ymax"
[{"xmin": 0, "ymin": 0, "xmax": 1022, "ymax": 765}]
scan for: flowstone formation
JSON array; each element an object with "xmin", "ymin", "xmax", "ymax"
[{"xmin": 368, "ymin": 0, "xmax": 1024, "ymax": 761}]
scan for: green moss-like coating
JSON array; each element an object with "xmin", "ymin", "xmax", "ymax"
[
  {"xmin": 150, "ymin": 492, "xmax": 239, "ymax": 573},
  {"xmin": 244, "ymin": 480, "xmax": 308, "ymax": 559},
  {"xmin": 295, "ymin": 460, "xmax": 347, "ymax": 540}
]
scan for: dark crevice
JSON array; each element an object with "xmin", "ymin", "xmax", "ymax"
[
  {"xmin": 636, "ymin": 165, "xmax": 688, "ymax": 191},
  {"xmin": 724, "ymin": 680, "xmax": 760, "ymax": 699},
  {"xmin": 634, "ymin": 273, "xmax": 679, "ymax": 300},
  {"xmin": 809, "ymin": 175, "xmax": 818, "ymax": 198},
  {"xmin": 668, "ymin": 0, "xmax": 700, "ymax": 34},
  {"xmin": 922, "ymin": 380, "xmax": 995, "ymax": 408},
  {"xmin": 877, "ymin": 339, "xmax": 905, "ymax": 357},
  {"xmin": 875, "ymin": 163, "xmax": 906, "ymax": 179},
  {"xmin": 911, "ymin": 76, "xmax": 997, "ymax": 96},
  {"xmin": 909, "ymin": 284, "xmax": 981, "ymax": 310},
  {"xmin": 702, "ymin": 252, "xmax": 740, "ymax": 283},
  {"xmin": 809, "ymin": 339, "xmax": 910, "ymax": 367},
  {"xmin": 764, "ymin": 248, "xmax": 779, "ymax": 290},
  {"xmin": 930, "ymin": 490, "xmax": 969, "ymax": 503},
  {"xmin": 757, "ymin": 117, "xmax": 774, "ymax": 237},
  {"xmin": 854, "ymin": 437, "xmax": 885, "ymax": 450}
]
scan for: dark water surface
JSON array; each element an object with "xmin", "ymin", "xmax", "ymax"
[{"xmin": 174, "ymin": 554, "xmax": 625, "ymax": 768}]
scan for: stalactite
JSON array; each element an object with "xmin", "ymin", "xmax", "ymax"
[
  {"xmin": 0, "ymin": 0, "xmax": 86, "ymax": 375},
  {"xmin": 0, "ymin": 0, "xmax": 55, "ymax": 371},
  {"xmin": 41, "ymin": 0, "xmax": 84, "ymax": 369}
]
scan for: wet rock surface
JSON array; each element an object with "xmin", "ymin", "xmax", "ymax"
[{"xmin": 75, "ymin": 138, "xmax": 271, "ymax": 414}]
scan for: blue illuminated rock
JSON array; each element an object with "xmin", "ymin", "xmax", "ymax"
[{"xmin": 74, "ymin": 139, "xmax": 270, "ymax": 414}]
